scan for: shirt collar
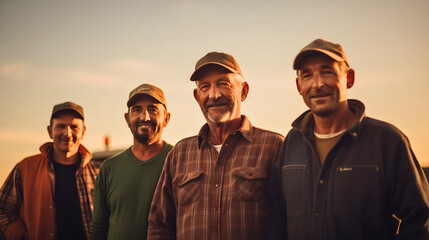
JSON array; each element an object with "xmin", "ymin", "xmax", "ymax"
[
  {"xmin": 197, "ymin": 115, "xmax": 253, "ymax": 148},
  {"xmin": 40, "ymin": 142, "xmax": 93, "ymax": 167},
  {"xmin": 292, "ymin": 99, "xmax": 366, "ymax": 139}
]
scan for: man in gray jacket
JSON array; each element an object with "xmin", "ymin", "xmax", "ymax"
[{"xmin": 268, "ymin": 38, "xmax": 429, "ymax": 239}]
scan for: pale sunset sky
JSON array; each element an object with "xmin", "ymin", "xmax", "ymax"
[{"xmin": 1, "ymin": 0, "xmax": 428, "ymax": 182}]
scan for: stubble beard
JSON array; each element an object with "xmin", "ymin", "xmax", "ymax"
[
  {"xmin": 131, "ymin": 122, "xmax": 156, "ymax": 145},
  {"xmin": 306, "ymin": 88, "xmax": 339, "ymax": 117}
]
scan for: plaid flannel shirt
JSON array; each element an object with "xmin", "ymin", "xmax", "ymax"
[{"xmin": 148, "ymin": 116, "xmax": 284, "ymax": 240}]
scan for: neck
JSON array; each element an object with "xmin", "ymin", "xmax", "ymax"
[
  {"xmin": 131, "ymin": 138, "xmax": 165, "ymax": 161},
  {"xmin": 207, "ymin": 117, "xmax": 242, "ymax": 145},
  {"xmin": 313, "ymin": 103, "xmax": 354, "ymax": 134},
  {"xmin": 53, "ymin": 149, "xmax": 81, "ymax": 165}
]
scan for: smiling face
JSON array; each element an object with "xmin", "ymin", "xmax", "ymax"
[
  {"xmin": 193, "ymin": 65, "xmax": 249, "ymax": 125},
  {"xmin": 296, "ymin": 54, "xmax": 354, "ymax": 117},
  {"xmin": 125, "ymin": 95, "xmax": 170, "ymax": 145},
  {"xmin": 48, "ymin": 111, "xmax": 85, "ymax": 156}
]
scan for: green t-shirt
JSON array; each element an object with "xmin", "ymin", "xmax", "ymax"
[{"xmin": 90, "ymin": 143, "xmax": 173, "ymax": 240}]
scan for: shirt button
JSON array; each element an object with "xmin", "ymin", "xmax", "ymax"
[
  {"xmin": 352, "ymin": 132, "xmax": 357, "ymax": 137},
  {"xmin": 50, "ymin": 233, "xmax": 54, "ymax": 237},
  {"xmin": 314, "ymin": 212, "xmax": 320, "ymax": 217},
  {"xmin": 213, "ymin": 207, "xmax": 217, "ymax": 212},
  {"xmin": 319, "ymin": 180, "xmax": 324, "ymax": 184},
  {"xmin": 49, "ymin": 205, "xmax": 53, "ymax": 209},
  {"xmin": 215, "ymin": 184, "xmax": 219, "ymax": 188}
]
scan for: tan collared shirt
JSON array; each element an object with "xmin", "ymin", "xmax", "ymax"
[{"xmin": 148, "ymin": 116, "xmax": 284, "ymax": 240}]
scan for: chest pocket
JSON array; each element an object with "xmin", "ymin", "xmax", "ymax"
[
  {"xmin": 333, "ymin": 165, "xmax": 381, "ymax": 218},
  {"xmin": 282, "ymin": 165, "xmax": 306, "ymax": 216},
  {"xmin": 232, "ymin": 167, "xmax": 267, "ymax": 201},
  {"xmin": 173, "ymin": 171, "xmax": 203, "ymax": 206}
]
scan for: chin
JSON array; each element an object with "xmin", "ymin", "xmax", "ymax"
[
  {"xmin": 207, "ymin": 112, "xmax": 230, "ymax": 122},
  {"xmin": 208, "ymin": 117, "xmax": 229, "ymax": 125},
  {"xmin": 312, "ymin": 107, "xmax": 336, "ymax": 117}
]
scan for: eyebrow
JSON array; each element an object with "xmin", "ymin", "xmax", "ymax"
[
  {"xmin": 320, "ymin": 65, "xmax": 335, "ymax": 70},
  {"xmin": 217, "ymin": 77, "xmax": 231, "ymax": 82},
  {"xmin": 131, "ymin": 104, "xmax": 159, "ymax": 109},
  {"xmin": 299, "ymin": 69, "xmax": 311, "ymax": 75}
]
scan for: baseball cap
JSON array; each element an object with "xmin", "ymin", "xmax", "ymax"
[
  {"xmin": 293, "ymin": 38, "xmax": 349, "ymax": 70},
  {"xmin": 127, "ymin": 83, "xmax": 167, "ymax": 108},
  {"xmin": 190, "ymin": 52, "xmax": 243, "ymax": 81},
  {"xmin": 51, "ymin": 101, "xmax": 84, "ymax": 120}
]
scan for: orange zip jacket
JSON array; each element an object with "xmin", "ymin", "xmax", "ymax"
[{"xmin": 0, "ymin": 143, "xmax": 98, "ymax": 240}]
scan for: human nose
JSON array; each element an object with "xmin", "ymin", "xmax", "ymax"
[
  {"xmin": 208, "ymin": 85, "xmax": 221, "ymax": 99},
  {"xmin": 140, "ymin": 110, "xmax": 151, "ymax": 121},
  {"xmin": 64, "ymin": 126, "xmax": 72, "ymax": 137},
  {"xmin": 312, "ymin": 73, "xmax": 324, "ymax": 89}
]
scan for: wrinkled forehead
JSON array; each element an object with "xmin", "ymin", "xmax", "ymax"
[
  {"xmin": 196, "ymin": 66, "xmax": 243, "ymax": 87},
  {"xmin": 194, "ymin": 64, "xmax": 234, "ymax": 81}
]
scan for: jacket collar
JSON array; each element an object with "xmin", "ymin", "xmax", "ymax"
[
  {"xmin": 197, "ymin": 115, "xmax": 253, "ymax": 148},
  {"xmin": 292, "ymin": 99, "xmax": 366, "ymax": 140},
  {"xmin": 39, "ymin": 142, "xmax": 93, "ymax": 167}
]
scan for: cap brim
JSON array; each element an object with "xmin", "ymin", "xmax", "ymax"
[
  {"xmin": 293, "ymin": 49, "xmax": 345, "ymax": 70},
  {"xmin": 127, "ymin": 93, "xmax": 165, "ymax": 108},
  {"xmin": 51, "ymin": 109, "xmax": 84, "ymax": 120},
  {"xmin": 190, "ymin": 62, "xmax": 238, "ymax": 81}
]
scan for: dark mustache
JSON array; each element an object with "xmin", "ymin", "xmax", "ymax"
[{"xmin": 136, "ymin": 120, "xmax": 156, "ymax": 127}]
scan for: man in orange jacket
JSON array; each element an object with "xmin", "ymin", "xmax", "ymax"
[{"xmin": 0, "ymin": 101, "xmax": 98, "ymax": 240}]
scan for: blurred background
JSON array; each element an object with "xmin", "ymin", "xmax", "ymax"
[{"xmin": 1, "ymin": 0, "xmax": 429, "ymax": 183}]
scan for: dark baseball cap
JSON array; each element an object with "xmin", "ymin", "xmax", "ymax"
[
  {"xmin": 293, "ymin": 38, "xmax": 349, "ymax": 70},
  {"xmin": 51, "ymin": 101, "xmax": 84, "ymax": 120}
]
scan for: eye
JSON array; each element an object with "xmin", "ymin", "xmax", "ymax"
[
  {"xmin": 217, "ymin": 80, "xmax": 231, "ymax": 88},
  {"xmin": 148, "ymin": 107, "xmax": 159, "ymax": 113},
  {"xmin": 199, "ymin": 84, "xmax": 209, "ymax": 91},
  {"xmin": 301, "ymin": 73, "xmax": 311, "ymax": 80},
  {"xmin": 131, "ymin": 107, "xmax": 141, "ymax": 113}
]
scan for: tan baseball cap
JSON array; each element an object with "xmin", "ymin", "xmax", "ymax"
[
  {"xmin": 190, "ymin": 52, "xmax": 243, "ymax": 81},
  {"xmin": 293, "ymin": 38, "xmax": 349, "ymax": 70},
  {"xmin": 51, "ymin": 101, "xmax": 84, "ymax": 120},
  {"xmin": 127, "ymin": 83, "xmax": 167, "ymax": 108}
]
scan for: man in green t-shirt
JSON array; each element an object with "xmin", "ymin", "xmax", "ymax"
[{"xmin": 90, "ymin": 83, "xmax": 173, "ymax": 240}]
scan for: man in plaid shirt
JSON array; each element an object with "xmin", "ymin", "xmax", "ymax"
[
  {"xmin": 0, "ymin": 102, "xmax": 98, "ymax": 240},
  {"xmin": 147, "ymin": 52, "xmax": 284, "ymax": 239}
]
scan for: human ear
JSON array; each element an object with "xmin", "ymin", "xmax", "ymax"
[
  {"xmin": 296, "ymin": 78, "xmax": 302, "ymax": 95},
  {"xmin": 47, "ymin": 125, "xmax": 53, "ymax": 139},
  {"xmin": 81, "ymin": 125, "xmax": 86, "ymax": 139},
  {"xmin": 124, "ymin": 113, "xmax": 131, "ymax": 127},
  {"xmin": 346, "ymin": 69, "xmax": 355, "ymax": 89},
  {"xmin": 193, "ymin": 88, "xmax": 200, "ymax": 103},
  {"xmin": 163, "ymin": 112, "xmax": 171, "ymax": 127},
  {"xmin": 241, "ymin": 82, "xmax": 249, "ymax": 101}
]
